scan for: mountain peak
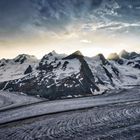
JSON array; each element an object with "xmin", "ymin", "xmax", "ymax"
[
  {"xmin": 63, "ymin": 51, "xmax": 83, "ymax": 60},
  {"xmin": 108, "ymin": 53, "xmax": 120, "ymax": 61},
  {"xmin": 14, "ymin": 54, "xmax": 37, "ymax": 59},
  {"xmin": 97, "ymin": 53, "xmax": 105, "ymax": 59},
  {"xmin": 14, "ymin": 54, "xmax": 37, "ymax": 64},
  {"xmin": 96, "ymin": 53, "xmax": 109, "ymax": 65},
  {"xmin": 48, "ymin": 50, "xmax": 57, "ymax": 56},
  {"xmin": 73, "ymin": 51, "xmax": 83, "ymax": 56},
  {"xmin": 43, "ymin": 51, "xmax": 66, "ymax": 61},
  {"xmin": 119, "ymin": 50, "xmax": 129, "ymax": 59},
  {"xmin": 119, "ymin": 50, "xmax": 128, "ymax": 54}
]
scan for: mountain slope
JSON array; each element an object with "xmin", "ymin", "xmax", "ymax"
[
  {"xmin": 0, "ymin": 54, "xmax": 39, "ymax": 83},
  {"xmin": 0, "ymin": 50, "xmax": 139, "ymax": 100},
  {"xmin": 109, "ymin": 50, "xmax": 140, "ymax": 86}
]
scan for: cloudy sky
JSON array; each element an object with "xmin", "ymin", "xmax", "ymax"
[{"xmin": 0, "ymin": 0, "xmax": 140, "ymax": 59}]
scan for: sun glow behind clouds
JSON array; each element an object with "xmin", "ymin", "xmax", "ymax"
[{"xmin": 0, "ymin": 28, "xmax": 140, "ymax": 59}]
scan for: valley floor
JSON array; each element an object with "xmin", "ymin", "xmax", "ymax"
[{"xmin": 0, "ymin": 87, "xmax": 140, "ymax": 140}]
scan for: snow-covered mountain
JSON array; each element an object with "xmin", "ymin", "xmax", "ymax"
[
  {"xmin": 0, "ymin": 51, "xmax": 139, "ymax": 100},
  {"xmin": 0, "ymin": 54, "xmax": 39, "ymax": 82},
  {"xmin": 108, "ymin": 50, "xmax": 140, "ymax": 85}
]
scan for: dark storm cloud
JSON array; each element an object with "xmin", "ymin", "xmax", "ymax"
[
  {"xmin": 32, "ymin": 0, "xmax": 140, "ymax": 20},
  {"xmin": 0, "ymin": 0, "xmax": 35, "ymax": 39},
  {"xmin": 32, "ymin": 0, "xmax": 102, "ymax": 30},
  {"xmin": 31, "ymin": 0, "xmax": 98, "ymax": 32},
  {"xmin": 31, "ymin": 0, "xmax": 140, "ymax": 34},
  {"xmin": 0, "ymin": 0, "xmax": 140, "ymax": 38}
]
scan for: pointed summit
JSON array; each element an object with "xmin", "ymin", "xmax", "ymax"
[
  {"xmin": 73, "ymin": 51, "xmax": 83, "ymax": 56},
  {"xmin": 48, "ymin": 50, "xmax": 57, "ymax": 56},
  {"xmin": 97, "ymin": 53, "xmax": 105, "ymax": 60},
  {"xmin": 63, "ymin": 51, "xmax": 83, "ymax": 60},
  {"xmin": 119, "ymin": 50, "xmax": 129, "ymax": 59},
  {"xmin": 96, "ymin": 53, "xmax": 109, "ymax": 65},
  {"xmin": 14, "ymin": 54, "xmax": 37, "ymax": 64},
  {"xmin": 42, "ymin": 51, "xmax": 66, "ymax": 61},
  {"xmin": 108, "ymin": 53, "xmax": 120, "ymax": 61}
]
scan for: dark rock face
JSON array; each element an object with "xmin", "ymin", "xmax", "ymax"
[
  {"xmin": 14, "ymin": 55, "xmax": 27, "ymax": 64},
  {"xmin": 24, "ymin": 65, "xmax": 32, "ymax": 74},
  {"xmin": 0, "ymin": 59, "xmax": 9, "ymax": 67},
  {"xmin": 63, "ymin": 51, "xmax": 83, "ymax": 60},
  {"xmin": 98, "ymin": 54, "xmax": 109, "ymax": 65},
  {"xmin": 102, "ymin": 66, "xmax": 113, "ymax": 84},
  {"xmin": 0, "ymin": 63, "xmax": 5, "ymax": 67},
  {"xmin": 134, "ymin": 64, "xmax": 140, "ymax": 69},
  {"xmin": 117, "ymin": 59, "xmax": 124, "ymax": 65},
  {"xmin": 62, "ymin": 61, "xmax": 69, "ymax": 70},
  {"xmin": 80, "ymin": 59, "xmax": 99, "ymax": 92},
  {"xmin": 127, "ymin": 61, "xmax": 134, "ymax": 65}
]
